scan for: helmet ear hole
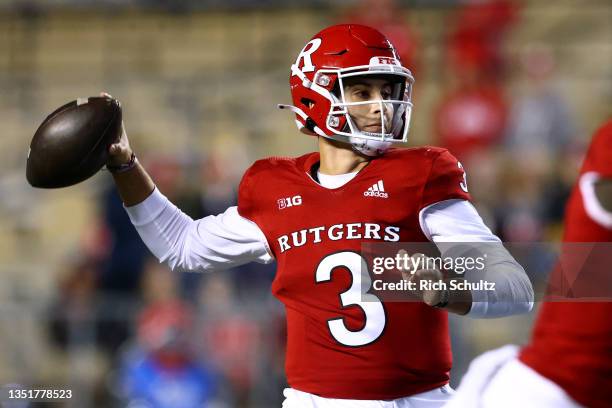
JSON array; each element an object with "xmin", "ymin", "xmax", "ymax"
[{"xmin": 301, "ymin": 98, "xmax": 315, "ymax": 109}]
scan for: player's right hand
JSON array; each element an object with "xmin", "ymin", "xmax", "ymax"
[
  {"xmin": 400, "ymin": 252, "xmax": 445, "ymax": 307},
  {"xmin": 101, "ymin": 92, "xmax": 134, "ymax": 167}
]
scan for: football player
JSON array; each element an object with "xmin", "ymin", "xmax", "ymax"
[
  {"xmin": 105, "ymin": 24, "xmax": 533, "ymax": 407},
  {"xmin": 444, "ymin": 120, "xmax": 612, "ymax": 408}
]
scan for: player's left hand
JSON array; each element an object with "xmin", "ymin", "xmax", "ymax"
[{"xmin": 400, "ymin": 252, "xmax": 445, "ymax": 307}]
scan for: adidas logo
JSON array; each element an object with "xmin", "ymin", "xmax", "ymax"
[{"xmin": 364, "ymin": 180, "xmax": 389, "ymax": 198}]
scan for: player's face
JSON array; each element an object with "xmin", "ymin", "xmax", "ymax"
[{"xmin": 343, "ymin": 77, "xmax": 394, "ymax": 134}]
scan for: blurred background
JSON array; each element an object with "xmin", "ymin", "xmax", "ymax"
[{"xmin": 0, "ymin": 0, "xmax": 611, "ymax": 406}]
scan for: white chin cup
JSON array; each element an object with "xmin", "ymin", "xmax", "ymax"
[{"xmin": 348, "ymin": 136, "xmax": 392, "ymax": 157}]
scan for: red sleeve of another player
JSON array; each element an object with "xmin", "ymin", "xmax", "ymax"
[
  {"xmin": 419, "ymin": 150, "xmax": 471, "ymax": 211},
  {"xmin": 586, "ymin": 120, "xmax": 612, "ymax": 177}
]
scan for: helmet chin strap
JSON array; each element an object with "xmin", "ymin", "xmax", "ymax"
[
  {"xmin": 348, "ymin": 136, "xmax": 392, "ymax": 157},
  {"xmin": 340, "ymin": 109, "xmax": 393, "ymax": 156}
]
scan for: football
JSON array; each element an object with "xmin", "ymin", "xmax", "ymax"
[{"xmin": 26, "ymin": 96, "xmax": 122, "ymax": 188}]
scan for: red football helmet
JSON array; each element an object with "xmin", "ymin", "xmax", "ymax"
[{"xmin": 279, "ymin": 24, "xmax": 414, "ymax": 156}]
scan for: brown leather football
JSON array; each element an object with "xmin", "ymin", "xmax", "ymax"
[{"xmin": 26, "ymin": 96, "xmax": 122, "ymax": 188}]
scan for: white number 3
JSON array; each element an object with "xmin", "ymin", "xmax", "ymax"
[{"xmin": 315, "ymin": 252, "xmax": 386, "ymax": 347}]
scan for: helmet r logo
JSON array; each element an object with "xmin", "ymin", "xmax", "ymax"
[{"xmin": 293, "ymin": 38, "xmax": 322, "ymax": 75}]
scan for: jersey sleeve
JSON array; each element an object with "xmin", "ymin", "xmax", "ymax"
[
  {"xmin": 419, "ymin": 149, "xmax": 471, "ymax": 211},
  {"xmin": 237, "ymin": 165, "xmax": 257, "ymax": 221},
  {"xmin": 419, "ymin": 199, "xmax": 497, "ymax": 243},
  {"xmin": 585, "ymin": 120, "xmax": 612, "ymax": 177},
  {"xmin": 125, "ymin": 188, "xmax": 273, "ymax": 273}
]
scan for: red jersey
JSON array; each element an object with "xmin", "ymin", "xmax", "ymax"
[
  {"xmin": 520, "ymin": 120, "xmax": 612, "ymax": 408},
  {"xmin": 238, "ymin": 147, "xmax": 470, "ymax": 399}
]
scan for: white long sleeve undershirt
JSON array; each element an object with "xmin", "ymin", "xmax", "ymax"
[{"xmin": 125, "ymin": 171, "xmax": 533, "ymax": 318}]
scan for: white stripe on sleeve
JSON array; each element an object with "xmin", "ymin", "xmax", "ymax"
[{"xmin": 580, "ymin": 172, "xmax": 612, "ymax": 229}]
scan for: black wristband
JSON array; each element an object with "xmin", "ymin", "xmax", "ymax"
[{"xmin": 107, "ymin": 152, "xmax": 137, "ymax": 174}]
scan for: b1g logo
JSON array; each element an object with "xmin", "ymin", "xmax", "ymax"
[{"xmin": 278, "ymin": 195, "xmax": 303, "ymax": 210}]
